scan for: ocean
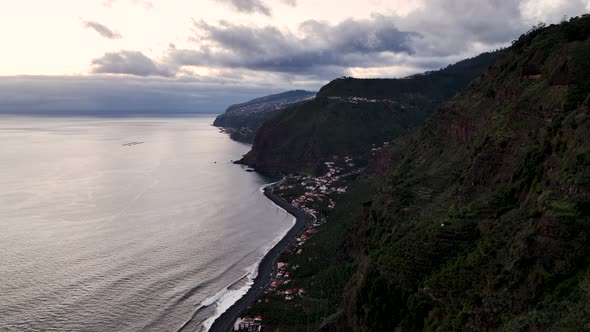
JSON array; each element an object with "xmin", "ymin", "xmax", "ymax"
[{"xmin": 0, "ymin": 116, "xmax": 294, "ymax": 331}]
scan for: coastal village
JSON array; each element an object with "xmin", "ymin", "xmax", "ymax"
[{"xmin": 233, "ymin": 153, "xmax": 369, "ymax": 331}]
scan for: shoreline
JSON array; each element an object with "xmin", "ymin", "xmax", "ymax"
[{"xmin": 208, "ymin": 183, "xmax": 311, "ymax": 332}]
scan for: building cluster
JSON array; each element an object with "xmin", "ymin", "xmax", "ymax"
[
  {"xmin": 233, "ymin": 315, "xmax": 263, "ymax": 332},
  {"xmin": 344, "ymin": 97, "xmax": 396, "ymax": 105},
  {"xmin": 249, "ymin": 155, "xmax": 360, "ymax": 323},
  {"xmin": 295, "ymin": 226, "xmax": 318, "ymax": 246},
  {"xmin": 268, "ymin": 262, "xmax": 306, "ymax": 301},
  {"xmin": 371, "ymin": 141, "xmax": 390, "ymax": 154},
  {"xmin": 287, "ymin": 161, "xmax": 350, "ymax": 215}
]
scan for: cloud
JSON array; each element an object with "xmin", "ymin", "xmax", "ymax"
[
  {"xmin": 392, "ymin": 0, "xmax": 525, "ymax": 56},
  {"xmin": 167, "ymin": 15, "xmax": 418, "ymax": 78},
  {"xmin": 83, "ymin": 20, "xmax": 122, "ymax": 39},
  {"xmin": 90, "ymin": 0, "xmax": 590, "ymax": 84},
  {"xmin": 216, "ymin": 0, "xmax": 272, "ymax": 16},
  {"xmin": 103, "ymin": 0, "xmax": 154, "ymax": 9},
  {"xmin": 91, "ymin": 51, "xmax": 175, "ymax": 77},
  {"xmin": 0, "ymin": 75, "xmax": 308, "ymax": 114},
  {"xmin": 396, "ymin": 0, "xmax": 589, "ymax": 56},
  {"xmin": 520, "ymin": 0, "xmax": 590, "ymax": 24},
  {"xmin": 281, "ymin": 0, "xmax": 297, "ymax": 6}
]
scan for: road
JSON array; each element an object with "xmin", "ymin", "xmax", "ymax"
[{"xmin": 208, "ymin": 186, "xmax": 310, "ymax": 332}]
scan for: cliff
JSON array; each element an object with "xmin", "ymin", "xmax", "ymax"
[
  {"xmin": 342, "ymin": 15, "xmax": 590, "ymax": 330},
  {"xmin": 213, "ymin": 90, "xmax": 316, "ymax": 143},
  {"xmin": 243, "ymin": 14, "xmax": 590, "ymax": 331},
  {"xmin": 239, "ymin": 52, "xmax": 499, "ymax": 174}
]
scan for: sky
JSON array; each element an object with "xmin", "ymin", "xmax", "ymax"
[{"xmin": 1, "ymin": 0, "xmax": 589, "ymax": 113}]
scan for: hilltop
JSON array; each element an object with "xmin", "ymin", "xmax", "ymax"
[{"xmin": 213, "ymin": 90, "xmax": 316, "ymax": 143}]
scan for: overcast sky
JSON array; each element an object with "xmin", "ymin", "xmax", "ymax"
[{"xmin": 1, "ymin": 0, "xmax": 589, "ymax": 114}]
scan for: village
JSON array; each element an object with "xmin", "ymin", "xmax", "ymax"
[
  {"xmin": 232, "ymin": 144, "xmax": 395, "ymax": 331},
  {"xmin": 233, "ymin": 155, "xmax": 365, "ymax": 331},
  {"xmin": 278, "ymin": 155, "xmax": 363, "ymax": 216}
]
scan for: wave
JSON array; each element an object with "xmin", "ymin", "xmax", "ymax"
[
  {"xmin": 196, "ymin": 181, "xmax": 296, "ymax": 331},
  {"xmin": 196, "ymin": 257, "xmax": 260, "ymax": 331}
]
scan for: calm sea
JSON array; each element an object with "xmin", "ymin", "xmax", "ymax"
[{"xmin": 0, "ymin": 116, "xmax": 293, "ymax": 331}]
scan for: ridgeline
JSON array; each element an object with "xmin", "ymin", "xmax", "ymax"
[{"xmin": 239, "ymin": 51, "xmax": 499, "ymax": 174}]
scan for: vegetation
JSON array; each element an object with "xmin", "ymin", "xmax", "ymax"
[
  {"xmin": 213, "ymin": 90, "xmax": 316, "ymax": 143},
  {"xmin": 240, "ymin": 52, "xmax": 499, "ymax": 174},
  {"xmin": 247, "ymin": 15, "xmax": 590, "ymax": 331}
]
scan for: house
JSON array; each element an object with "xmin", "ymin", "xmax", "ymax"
[{"xmin": 234, "ymin": 315, "xmax": 262, "ymax": 331}]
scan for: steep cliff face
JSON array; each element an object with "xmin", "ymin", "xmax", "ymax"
[
  {"xmin": 240, "ymin": 52, "xmax": 499, "ymax": 174},
  {"xmin": 340, "ymin": 15, "xmax": 590, "ymax": 331},
  {"xmin": 213, "ymin": 90, "xmax": 315, "ymax": 143}
]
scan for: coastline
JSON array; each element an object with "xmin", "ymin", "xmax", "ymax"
[{"xmin": 208, "ymin": 183, "xmax": 311, "ymax": 332}]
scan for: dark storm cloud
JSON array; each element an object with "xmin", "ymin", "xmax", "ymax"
[
  {"xmin": 83, "ymin": 21, "xmax": 122, "ymax": 39},
  {"xmin": 87, "ymin": 0, "xmax": 590, "ymax": 82},
  {"xmin": 216, "ymin": 0, "xmax": 272, "ymax": 16},
  {"xmin": 395, "ymin": 0, "xmax": 526, "ymax": 56},
  {"xmin": 91, "ymin": 51, "xmax": 175, "ymax": 77},
  {"xmin": 168, "ymin": 15, "xmax": 418, "ymax": 76},
  {"xmin": 183, "ymin": 0, "xmax": 588, "ymax": 78},
  {"xmin": 398, "ymin": 0, "xmax": 586, "ymax": 56}
]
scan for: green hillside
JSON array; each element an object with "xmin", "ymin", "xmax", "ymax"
[
  {"xmin": 246, "ymin": 15, "xmax": 590, "ymax": 331},
  {"xmin": 239, "ymin": 52, "xmax": 499, "ymax": 174},
  {"xmin": 344, "ymin": 15, "xmax": 590, "ymax": 331},
  {"xmin": 213, "ymin": 90, "xmax": 316, "ymax": 143}
]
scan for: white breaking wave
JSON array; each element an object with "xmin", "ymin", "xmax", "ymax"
[{"xmin": 200, "ymin": 181, "xmax": 297, "ymax": 331}]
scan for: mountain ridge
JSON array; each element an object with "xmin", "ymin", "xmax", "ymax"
[{"xmin": 239, "ymin": 51, "xmax": 499, "ymax": 174}]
